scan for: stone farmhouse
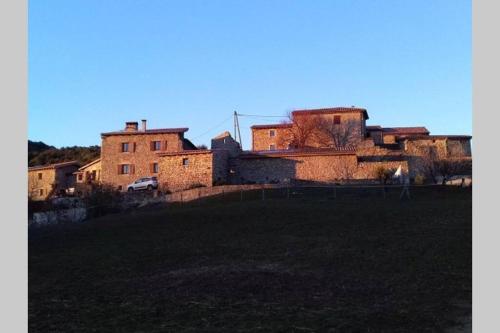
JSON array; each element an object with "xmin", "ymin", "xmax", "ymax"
[
  {"xmin": 28, "ymin": 161, "xmax": 80, "ymax": 200},
  {"xmin": 74, "ymin": 158, "xmax": 101, "ymax": 185},
  {"xmin": 28, "ymin": 106, "xmax": 472, "ymax": 198}
]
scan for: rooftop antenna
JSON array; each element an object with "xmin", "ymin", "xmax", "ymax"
[{"xmin": 233, "ymin": 110, "xmax": 243, "ymax": 149}]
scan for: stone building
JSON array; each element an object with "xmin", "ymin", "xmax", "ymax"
[
  {"xmin": 74, "ymin": 158, "xmax": 101, "ymax": 185},
  {"xmin": 158, "ymin": 131, "xmax": 241, "ymax": 192},
  {"xmin": 251, "ymin": 107, "xmax": 369, "ymax": 151},
  {"xmin": 245, "ymin": 106, "xmax": 471, "ymax": 185},
  {"xmin": 100, "ymin": 120, "xmax": 197, "ymax": 190},
  {"xmin": 91, "ymin": 106, "xmax": 472, "ymax": 193},
  {"xmin": 28, "ymin": 161, "xmax": 80, "ymax": 200}
]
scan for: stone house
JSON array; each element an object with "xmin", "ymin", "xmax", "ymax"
[
  {"xmin": 251, "ymin": 107, "xmax": 369, "ymax": 151},
  {"xmin": 74, "ymin": 158, "xmax": 101, "ymax": 185},
  {"xmin": 28, "ymin": 161, "xmax": 80, "ymax": 200},
  {"xmin": 100, "ymin": 120, "xmax": 197, "ymax": 191},
  {"xmin": 246, "ymin": 106, "xmax": 471, "ymax": 184},
  {"xmin": 157, "ymin": 131, "xmax": 241, "ymax": 192}
]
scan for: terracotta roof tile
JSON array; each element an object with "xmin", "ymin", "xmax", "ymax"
[
  {"xmin": 240, "ymin": 147, "xmax": 357, "ymax": 159},
  {"xmin": 28, "ymin": 160, "xmax": 80, "ymax": 171},
  {"xmin": 251, "ymin": 123, "xmax": 293, "ymax": 130},
  {"xmin": 382, "ymin": 127, "xmax": 430, "ymax": 135},
  {"xmin": 101, "ymin": 128, "xmax": 188, "ymax": 136},
  {"xmin": 291, "ymin": 107, "xmax": 369, "ymax": 119}
]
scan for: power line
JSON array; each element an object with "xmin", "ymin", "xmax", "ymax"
[
  {"xmin": 237, "ymin": 113, "xmax": 286, "ymax": 118},
  {"xmin": 191, "ymin": 115, "xmax": 233, "ymax": 141}
]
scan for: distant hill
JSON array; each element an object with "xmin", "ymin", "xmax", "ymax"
[{"xmin": 28, "ymin": 140, "xmax": 101, "ymax": 167}]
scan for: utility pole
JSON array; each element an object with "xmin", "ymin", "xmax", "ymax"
[{"xmin": 233, "ymin": 111, "xmax": 243, "ymax": 149}]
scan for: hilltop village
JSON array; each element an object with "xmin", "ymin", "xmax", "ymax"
[{"xmin": 28, "ymin": 107, "xmax": 472, "ymax": 200}]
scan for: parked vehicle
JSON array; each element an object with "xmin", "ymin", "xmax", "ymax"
[{"xmin": 127, "ymin": 177, "xmax": 158, "ymax": 192}]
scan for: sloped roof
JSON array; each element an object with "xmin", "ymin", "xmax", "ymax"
[
  {"xmin": 28, "ymin": 160, "xmax": 80, "ymax": 172},
  {"xmin": 239, "ymin": 147, "xmax": 357, "ymax": 159},
  {"xmin": 382, "ymin": 127, "xmax": 430, "ymax": 135},
  {"xmin": 182, "ymin": 138, "xmax": 197, "ymax": 150},
  {"xmin": 101, "ymin": 128, "xmax": 188, "ymax": 137},
  {"xmin": 251, "ymin": 123, "xmax": 293, "ymax": 130},
  {"xmin": 77, "ymin": 158, "xmax": 101, "ymax": 171},
  {"xmin": 291, "ymin": 107, "xmax": 369, "ymax": 119},
  {"xmin": 212, "ymin": 131, "xmax": 233, "ymax": 139},
  {"xmin": 403, "ymin": 135, "xmax": 472, "ymax": 140}
]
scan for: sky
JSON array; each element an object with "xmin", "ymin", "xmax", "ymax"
[{"xmin": 28, "ymin": 0, "xmax": 471, "ymax": 150}]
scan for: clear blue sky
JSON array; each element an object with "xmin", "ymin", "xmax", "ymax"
[{"xmin": 29, "ymin": 0, "xmax": 471, "ymax": 149}]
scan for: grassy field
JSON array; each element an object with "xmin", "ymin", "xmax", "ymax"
[{"xmin": 29, "ymin": 186, "xmax": 471, "ymax": 332}]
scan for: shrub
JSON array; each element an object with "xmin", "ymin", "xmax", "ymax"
[
  {"xmin": 414, "ymin": 174, "xmax": 426, "ymax": 185},
  {"xmin": 83, "ymin": 184, "xmax": 123, "ymax": 218},
  {"xmin": 374, "ymin": 166, "xmax": 393, "ymax": 184}
]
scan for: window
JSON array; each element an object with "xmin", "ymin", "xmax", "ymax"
[
  {"xmin": 269, "ymin": 129, "xmax": 276, "ymax": 137},
  {"xmin": 182, "ymin": 158, "xmax": 189, "ymax": 166},
  {"xmin": 38, "ymin": 172, "xmax": 42, "ymax": 180},
  {"xmin": 91, "ymin": 170, "xmax": 97, "ymax": 180},
  {"xmin": 333, "ymin": 115, "xmax": 341, "ymax": 125},
  {"xmin": 269, "ymin": 144, "xmax": 276, "ymax": 150},
  {"xmin": 151, "ymin": 141, "xmax": 161, "ymax": 151},
  {"xmin": 121, "ymin": 164, "xmax": 130, "ymax": 174},
  {"xmin": 122, "ymin": 142, "xmax": 129, "ymax": 152},
  {"xmin": 153, "ymin": 162, "xmax": 159, "ymax": 173},
  {"xmin": 78, "ymin": 174, "xmax": 83, "ymax": 181},
  {"xmin": 39, "ymin": 189, "xmax": 44, "ymax": 196}
]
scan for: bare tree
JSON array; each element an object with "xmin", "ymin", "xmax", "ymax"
[
  {"xmin": 277, "ymin": 112, "xmax": 322, "ymax": 149},
  {"xmin": 316, "ymin": 118, "xmax": 360, "ymax": 149},
  {"xmin": 419, "ymin": 147, "xmax": 471, "ymax": 184}
]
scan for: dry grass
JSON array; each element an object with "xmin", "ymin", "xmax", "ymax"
[{"xmin": 29, "ymin": 186, "xmax": 471, "ymax": 332}]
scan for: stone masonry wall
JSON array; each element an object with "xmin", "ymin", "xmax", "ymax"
[
  {"xmin": 28, "ymin": 169, "xmax": 56, "ymax": 201},
  {"xmin": 101, "ymin": 132, "xmax": 184, "ymax": 190},
  {"xmin": 159, "ymin": 152, "xmax": 214, "ymax": 192},
  {"xmin": 212, "ymin": 150, "xmax": 230, "ymax": 185},
  {"xmin": 230, "ymin": 154, "xmax": 359, "ymax": 185},
  {"xmin": 252, "ymin": 112, "xmax": 365, "ymax": 151},
  {"xmin": 354, "ymin": 160, "xmax": 409, "ymax": 180},
  {"xmin": 252, "ymin": 127, "xmax": 291, "ymax": 151},
  {"xmin": 28, "ymin": 165, "xmax": 78, "ymax": 200}
]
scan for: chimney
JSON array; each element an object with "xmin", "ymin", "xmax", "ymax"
[
  {"xmin": 125, "ymin": 121, "xmax": 138, "ymax": 132},
  {"xmin": 141, "ymin": 119, "xmax": 147, "ymax": 132}
]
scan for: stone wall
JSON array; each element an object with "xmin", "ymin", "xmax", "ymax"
[
  {"xmin": 230, "ymin": 153, "xmax": 359, "ymax": 185},
  {"xmin": 446, "ymin": 138, "xmax": 472, "ymax": 157},
  {"xmin": 28, "ymin": 169, "xmax": 56, "ymax": 200},
  {"xmin": 211, "ymin": 132, "xmax": 241, "ymax": 157},
  {"xmin": 101, "ymin": 132, "xmax": 184, "ymax": 190},
  {"xmin": 252, "ymin": 127, "xmax": 291, "ymax": 151},
  {"xmin": 252, "ymin": 112, "xmax": 365, "ymax": 151},
  {"xmin": 212, "ymin": 150, "xmax": 230, "ymax": 185},
  {"xmin": 28, "ymin": 165, "xmax": 79, "ymax": 201},
  {"xmin": 159, "ymin": 151, "xmax": 214, "ymax": 192},
  {"xmin": 354, "ymin": 160, "xmax": 409, "ymax": 180},
  {"xmin": 76, "ymin": 160, "xmax": 102, "ymax": 184}
]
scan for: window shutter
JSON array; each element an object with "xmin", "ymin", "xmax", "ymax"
[
  {"xmin": 130, "ymin": 164, "xmax": 135, "ymax": 174},
  {"xmin": 133, "ymin": 142, "xmax": 136, "ymax": 152},
  {"xmin": 150, "ymin": 141, "xmax": 154, "ymax": 151},
  {"xmin": 150, "ymin": 163, "xmax": 154, "ymax": 173},
  {"xmin": 119, "ymin": 143, "xmax": 122, "ymax": 152},
  {"xmin": 117, "ymin": 164, "xmax": 122, "ymax": 175},
  {"xmin": 163, "ymin": 141, "xmax": 168, "ymax": 151}
]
